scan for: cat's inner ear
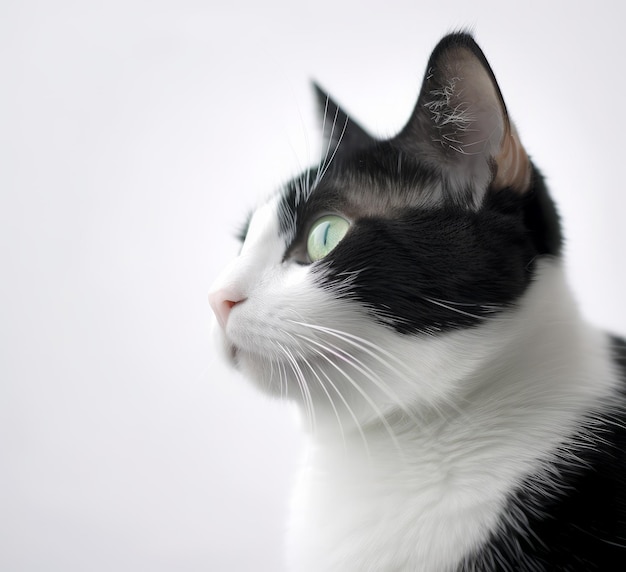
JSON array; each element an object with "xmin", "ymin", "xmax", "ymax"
[
  {"xmin": 399, "ymin": 33, "xmax": 531, "ymax": 196},
  {"xmin": 312, "ymin": 81, "xmax": 376, "ymax": 158}
]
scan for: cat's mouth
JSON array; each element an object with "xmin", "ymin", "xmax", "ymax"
[
  {"xmin": 225, "ymin": 341, "xmax": 255, "ymax": 370},
  {"xmin": 229, "ymin": 343, "xmax": 239, "ymax": 362},
  {"xmin": 214, "ymin": 326, "xmax": 242, "ymax": 368},
  {"xmin": 229, "ymin": 343, "xmax": 267, "ymax": 371}
]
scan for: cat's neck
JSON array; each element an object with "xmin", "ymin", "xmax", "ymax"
[
  {"xmin": 305, "ymin": 261, "xmax": 615, "ymax": 455},
  {"xmin": 288, "ymin": 262, "xmax": 619, "ymax": 572}
]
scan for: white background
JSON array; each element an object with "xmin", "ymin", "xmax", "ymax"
[{"xmin": 1, "ymin": 1, "xmax": 625, "ymax": 570}]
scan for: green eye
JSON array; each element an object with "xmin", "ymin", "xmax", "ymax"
[{"xmin": 306, "ymin": 215, "xmax": 350, "ymax": 262}]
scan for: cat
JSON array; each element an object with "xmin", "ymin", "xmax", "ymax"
[{"xmin": 208, "ymin": 32, "xmax": 626, "ymax": 571}]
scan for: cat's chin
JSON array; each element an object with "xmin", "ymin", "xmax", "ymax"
[
  {"xmin": 232, "ymin": 349, "xmax": 291, "ymax": 398},
  {"xmin": 212, "ymin": 324, "xmax": 282, "ymax": 395}
]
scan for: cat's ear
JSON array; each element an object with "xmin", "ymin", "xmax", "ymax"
[
  {"xmin": 399, "ymin": 33, "xmax": 531, "ymax": 197},
  {"xmin": 312, "ymin": 81, "xmax": 376, "ymax": 156}
]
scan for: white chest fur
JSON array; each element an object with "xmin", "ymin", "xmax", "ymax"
[
  {"xmin": 285, "ymin": 266, "xmax": 618, "ymax": 572},
  {"xmin": 288, "ymin": 434, "xmax": 509, "ymax": 572}
]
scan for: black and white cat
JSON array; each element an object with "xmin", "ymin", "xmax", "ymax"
[{"xmin": 209, "ymin": 33, "xmax": 626, "ymax": 571}]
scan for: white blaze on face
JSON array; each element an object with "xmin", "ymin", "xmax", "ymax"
[
  {"xmin": 209, "ymin": 198, "xmax": 285, "ymax": 310},
  {"xmin": 208, "ymin": 196, "xmax": 319, "ymax": 394}
]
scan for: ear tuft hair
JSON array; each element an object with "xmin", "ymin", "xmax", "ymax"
[{"xmin": 397, "ymin": 33, "xmax": 531, "ymax": 202}]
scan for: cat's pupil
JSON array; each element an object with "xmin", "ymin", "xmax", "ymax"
[{"xmin": 321, "ymin": 223, "xmax": 330, "ymax": 245}]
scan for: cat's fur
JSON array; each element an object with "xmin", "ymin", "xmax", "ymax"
[{"xmin": 209, "ymin": 33, "xmax": 626, "ymax": 571}]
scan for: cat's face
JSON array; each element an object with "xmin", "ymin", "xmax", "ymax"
[{"xmin": 209, "ymin": 34, "xmax": 561, "ymax": 432}]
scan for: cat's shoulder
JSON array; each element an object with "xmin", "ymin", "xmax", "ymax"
[{"xmin": 462, "ymin": 332, "xmax": 626, "ymax": 571}]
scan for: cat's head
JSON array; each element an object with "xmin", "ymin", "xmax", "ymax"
[{"xmin": 209, "ymin": 33, "xmax": 562, "ymax": 432}]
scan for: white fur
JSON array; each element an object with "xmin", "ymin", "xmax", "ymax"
[{"xmin": 209, "ymin": 197, "xmax": 620, "ymax": 571}]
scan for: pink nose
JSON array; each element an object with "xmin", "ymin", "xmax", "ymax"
[{"xmin": 209, "ymin": 288, "xmax": 246, "ymax": 329}]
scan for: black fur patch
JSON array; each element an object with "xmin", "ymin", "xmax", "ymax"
[
  {"xmin": 459, "ymin": 336, "xmax": 626, "ymax": 571},
  {"xmin": 277, "ymin": 143, "xmax": 562, "ymax": 335}
]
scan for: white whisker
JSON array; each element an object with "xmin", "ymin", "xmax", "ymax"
[
  {"xmin": 286, "ymin": 344, "xmax": 318, "ymax": 434},
  {"xmin": 422, "ymin": 296, "xmax": 488, "ymax": 321},
  {"xmin": 313, "ymin": 95, "xmax": 335, "ymax": 188},
  {"xmin": 317, "ymin": 113, "xmax": 349, "ymax": 185},
  {"xmin": 291, "ymin": 320, "xmax": 410, "ymax": 377},
  {"xmin": 295, "ymin": 334, "xmax": 405, "ymax": 457},
  {"xmin": 290, "ymin": 320, "xmax": 464, "ymax": 423},
  {"xmin": 278, "ymin": 342, "xmax": 315, "ymax": 432},
  {"xmin": 295, "ymin": 331, "xmax": 416, "ymax": 424},
  {"xmin": 292, "ymin": 343, "xmax": 348, "ymax": 452}
]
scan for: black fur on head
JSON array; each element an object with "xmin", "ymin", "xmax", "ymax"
[{"xmin": 276, "ymin": 32, "xmax": 563, "ymax": 335}]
